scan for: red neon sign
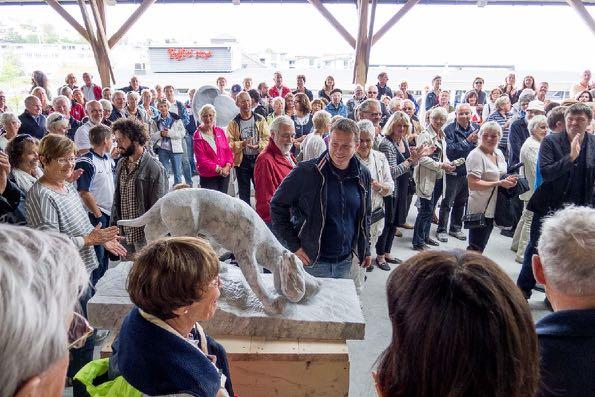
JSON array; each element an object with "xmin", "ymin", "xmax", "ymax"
[{"xmin": 167, "ymin": 48, "xmax": 213, "ymax": 61}]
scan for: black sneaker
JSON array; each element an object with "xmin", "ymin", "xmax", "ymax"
[
  {"xmin": 412, "ymin": 245, "xmax": 426, "ymax": 252},
  {"xmin": 366, "ymin": 264, "xmax": 374, "ymax": 272},
  {"xmin": 385, "ymin": 256, "xmax": 402, "ymax": 264}
]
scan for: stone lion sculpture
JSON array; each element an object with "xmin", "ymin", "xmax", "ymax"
[{"xmin": 118, "ymin": 188, "xmax": 320, "ymax": 314}]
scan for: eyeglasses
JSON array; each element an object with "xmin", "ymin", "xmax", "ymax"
[
  {"xmin": 364, "ymin": 112, "xmax": 382, "ymax": 117},
  {"xmin": 209, "ymin": 275, "xmax": 222, "ymax": 289},
  {"xmin": 474, "ymin": 81, "xmax": 484, "ymax": 85},
  {"xmin": 56, "ymin": 157, "xmax": 76, "ymax": 165},
  {"xmin": 368, "ymin": 91, "xmax": 378, "ymax": 95},
  {"xmin": 68, "ymin": 311, "xmax": 94, "ymax": 349}
]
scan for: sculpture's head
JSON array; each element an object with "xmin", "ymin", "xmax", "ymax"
[{"xmin": 280, "ymin": 251, "xmax": 320, "ymax": 303}]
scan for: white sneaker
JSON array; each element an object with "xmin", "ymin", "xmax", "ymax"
[
  {"xmin": 436, "ymin": 232, "xmax": 448, "ymax": 243},
  {"xmin": 448, "ymin": 230, "xmax": 467, "ymax": 241}
]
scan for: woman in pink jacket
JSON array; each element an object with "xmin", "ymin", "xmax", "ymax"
[{"xmin": 193, "ymin": 104, "xmax": 234, "ymax": 193}]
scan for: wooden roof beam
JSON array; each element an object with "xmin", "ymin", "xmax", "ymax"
[
  {"xmin": 45, "ymin": 0, "xmax": 89, "ymax": 42},
  {"xmin": 566, "ymin": 0, "xmax": 595, "ymax": 35},
  {"xmin": 307, "ymin": 0, "xmax": 356, "ymax": 48},
  {"xmin": 108, "ymin": 0, "xmax": 156, "ymax": 48},
  {"xmin": 371, "ymin": 0, "xmax": 419, "ymax": 46}
]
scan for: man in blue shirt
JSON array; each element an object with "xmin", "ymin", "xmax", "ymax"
[
  {"xmin": 325, "ymin": 89, "xmax": 348, "ymax": 118},
  {"xmin": 438, "ymin": 103, "xmax": 479, "ymax": 242},
  {"xmin": 531, "ymin": 206, "xmax": 595, "ymax": 397},
  {"xmin": 270, "ymin": 118, "xmax": 371, "ymax": 278}
]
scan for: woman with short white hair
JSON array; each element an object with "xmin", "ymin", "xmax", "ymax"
[
  {"xmin": 412, "ymin": 107, "xmax": 456, "ymax": 251},
  {"xmin": 465, "ymin": 121, "xmax": 517, "ymax": 252},
  {"xmin": 352, "ymin": 119, "xmax": 393, "ymax": 289},
  {"xmin": 513, "ymin": 114, "xmax": 547, "ymax": 263},
  {"xmin": 99, "ymin": 98, "xmax": 113, "ymax": 126},
  {"xmin": 0, "ymin": 112, "xmax": 20, "ymax": 150},
  {"xmin": 267, "ymin": 96, "xmax": 285, "ymax": 124},
  {"xmin": 46, "ymin": 112, "xmax": 70, "ymax": 135},
  {"xmin": 0, "ymin": 224, "xmax": 89, "ymax": 397},
  {"xmin": 301, "ymin": 110, "xmax": 330, "ymax": 161},
  {"xmin": 125, "ymin": 91, "xmax": 151, "ymax": 127}
]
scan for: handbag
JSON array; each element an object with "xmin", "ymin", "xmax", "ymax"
[
  {"xmin": 463, "ymin": 187, "xmax": 496, "ymax": 229},
  {"xmin": 371, "ymin": 207, "xmax": 385, "ymax": 224}
]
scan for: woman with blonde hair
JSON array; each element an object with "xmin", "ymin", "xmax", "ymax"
[
  {"xmin": 193, "ymin": 104, "xmax": 234, "ymax": 193},
  {"xmin": 301, "ymin": 110, "xmax": 330, "ymax": 161},
  {"xmin": 46, "ymin": 112, "xmax": 70, "ymax": 135}
]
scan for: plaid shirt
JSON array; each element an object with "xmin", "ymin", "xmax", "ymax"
[{"xmin": 119, "ymin": 152, "xmax": 144, "ymax": 244}]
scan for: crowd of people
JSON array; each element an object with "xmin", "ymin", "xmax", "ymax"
[{"xmin": 0, "ymin": 68, "xmax": 594, "ymax": 397}]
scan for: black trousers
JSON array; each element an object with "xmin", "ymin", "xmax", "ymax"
[
  {"xmin": 200, "ymin": 175, "xmax": 230, "ymax": 194},
  {"xmin": 516, "ymin": 213, "xmax": 544, "ymax": 295},
  {"xmin": 376, "ymin": 195, "xmax": 397, "ymax": 255},
  {"xmin": 437, "ymin": 174, "xmax": 468, "ymax": 234},
  {"xmin": 236, "ymin": 155, "xmax": 257, "ymax": 204},
  {"xmin": 467, "ymin": 217, "xmax": 494, "ymax": 253}
]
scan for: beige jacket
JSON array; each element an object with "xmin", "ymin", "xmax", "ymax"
[{"xmin": 414, "ymin": 125, "xmax": 448, "ymax": 199}]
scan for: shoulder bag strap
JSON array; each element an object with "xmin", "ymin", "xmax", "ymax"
[{"xmin": 482, "ymin": 187, "xmax": 496, "ymax": 215}]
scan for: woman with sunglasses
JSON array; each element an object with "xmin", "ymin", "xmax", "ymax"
[
  {"xmin": 76, "ymin": 237, "xmax": 234, "ymax": 397},
  {"xmin": 46, "ymin": 112, "xmax": 70, "ymax": 135},
  {"xmin": 0, "ymin": 223, "xmax": 91, "ymax": 397}
]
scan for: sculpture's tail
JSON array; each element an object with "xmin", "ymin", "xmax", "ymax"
[{"xmin": 117, "ymin": 200, "xmax": 161, "ymax": 228}]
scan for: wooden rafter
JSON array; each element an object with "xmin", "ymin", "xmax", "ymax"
[
  {"xmin": 353, "ymin": 0, "xmax": 369, "ymax": 84},
  {"xmin": 566, "ymin": 0, "xmax": 595, "ymax": 35},
  {"xmin": 89, "ymin": 0, "xmax": 116, "ymax": 83},
  {"xmin": 45, "ymin": 0, "xmax": 89, "ymax": 41},
  {"xmin": 108, "ymin": 0, "xmax": 157, "ymax": 48},
  {"xmin": 307, "ymin": 0, "xmax": 356, "ymax": 48},
  {"xmin": 371, "ymin": 0, "xmax": 419, "ymax": 46}
]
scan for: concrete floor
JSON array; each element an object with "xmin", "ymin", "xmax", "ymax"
[{"xmin": 347, "ymin": 213, "xmax": 550, "ymax": 397}]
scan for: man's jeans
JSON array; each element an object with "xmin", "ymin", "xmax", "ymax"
[
  {"xmin": 305, "ymin": 256, "xmax": 352, "ymax": 279},
  {"xmin": 236, "ymin": 155, "xmax": 257, "ymax": 204},
  {"xmin": 413, "ymin": 182, "xmax": 442, "ymax": 247},
  {"xmin": 185, "ymin": 133, "xmax": 197, "ymax": 174},
  {"xmin": 517, "ymin": 213, "xmax": 543, "ymax": 295},
  {"xmin": 89, "ymin": 212, "xmax": 110, "ymax": 287},
  {"xmin": 180, "ymin": 134, "xmax": 194, "ymax": 186},
  {"xmin": 437, "ymin": 174, "xmax": 468, "ymax": 234},
  {"xmin": 158, "ymin": 148, "xmax": 183, "ymax": 186}
]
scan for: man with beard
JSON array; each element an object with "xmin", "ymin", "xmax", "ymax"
[
  {"xmin": 254, "ymin": 116, "xmax": 296, "ymax": 228},
  {"xmin": 110, "ymin": 118, "xmax": 167, "ymax": 254},
  {"xmin": 52, "ymin": 95, "xmax": 82, "ymax": 140}
]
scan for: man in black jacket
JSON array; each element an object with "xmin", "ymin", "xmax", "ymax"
[
  {"xmin": 270, "ymin": 118, "xmax": 372, "ymax": 279},
  {"xmin": 17, "ymin": 96, "xmax": 46, "ymax": 139},
  {"xmin": 517, "ymin": 103, "xmax": 595, "ymax": 298},
  {"xmin": 52, "ymin": 95, "xmax": 82, "ymax": 141}
]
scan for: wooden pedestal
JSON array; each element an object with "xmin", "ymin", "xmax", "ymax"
[{"xmin": 216, "ymin": 336, "xmax": 350, "ymax": 397}]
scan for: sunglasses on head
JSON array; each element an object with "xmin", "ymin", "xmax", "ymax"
[{"xmin": 13, "ymin": 134, "xmax": 35, "ymax": 144}]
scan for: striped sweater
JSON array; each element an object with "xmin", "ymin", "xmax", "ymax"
[{"xmin": 25, "ymin": 181, "xmax": 98, "ymax": 272}]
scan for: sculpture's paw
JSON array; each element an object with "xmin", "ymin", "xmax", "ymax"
[
  {"xmin": 263, "ymin": 295, "xmax": 287, "ymax": 315},
  {"xmin": 304, "ymin": 274, "xmax": 321, "ymax": 299}
]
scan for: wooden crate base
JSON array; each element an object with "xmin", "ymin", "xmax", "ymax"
[{"xmin": 217, "ymin": 336, "xmax": 350, "ymax": 397}]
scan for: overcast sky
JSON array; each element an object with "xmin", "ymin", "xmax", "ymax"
[{"xmin": 3, "ymin": 3, "xmax": 594, "ymax": 71}]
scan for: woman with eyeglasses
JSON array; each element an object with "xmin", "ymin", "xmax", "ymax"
[
  {"xmin": 0, "ymin": 223, "xmax": 91, "ymax": 397},
  {"xmin": 76, "ymin": 237, "xmax": 234, "ymax": 397},
  {"xmin": 24, "ymin": 134, "xmax": 127, "ymax": 395}
]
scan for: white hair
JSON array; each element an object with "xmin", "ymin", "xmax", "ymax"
[
  {"xmin": 99, "ymin": 98, "xmax": 112, "ymax": 112},
  {"xmin": 479, "ymin": 120, "xmax": 502, "ymax": 138},
  {"xmin": 357, "ymin": 119, "xmax": 375, "ymax": 137},
  {"xmin": 85, "ymin": 100, "xmax": 101, "ymax": 112},
  {"xmin": 388, "ymin": 97, "xmax": 402, "ymax": 113},
  {"xmin": 537, "ymin": 206, "xmax": 595, "ymax": 295},
  {"xmin": 527, "ymin": 114, "xmax": 547, "ymax": 135},
  {"xmin": 429, "ymin": 106, "xmax": 448, "ymax": 120},
  {"xmin": 356, "ymin": 98, "xmax": 380, "ymax": 119},
  {"xmin": 52, "ymin": 95, "xmax": 71, "ymax": 111},
  {"xmin": 0, "ymin": 112, "xmax": 18, "ymax": 130},
  {"xmin": 494, "ymin": 95, "xmax": 511, "ymax": 110},
  {"xmin": 46, "ymin": 112, "xmax": 69, "ymax": 132},
  {"xmin": 271, "ymin": 96, "xmax": 285, "ymax": 107},
  {"xmin": 312, "ymin": 109, "xmax": 331, "ymax": 130},
  {"xmin": 112, "ymin": 90, "xmax": 126, "ymax": 99},
  {"xmin": 270, "ymin": 114, "xmax": 294, "ymax": 134},
  {"xmin": 126, "ymin": 90, "xmax": 140, "ymax": 101},
  {"xmin": 455, "ymin": 102, "xmax": 471, "ymax": 113},
  {"xmin": 0, "ymin": 224, "xmax": 88, "ymax": 396}
]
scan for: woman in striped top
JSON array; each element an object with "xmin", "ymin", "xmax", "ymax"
[
  {"xmin": 25, "ymin": 134, "xmax": 127, "ymax": 273},
  {"xmin": 487, "ymin": 95, "xmax": 514, "ymax": 159}
]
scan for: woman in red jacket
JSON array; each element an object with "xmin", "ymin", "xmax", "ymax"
[{"xmin": 193, "ymin": 104, "xmax": 234, "ymax": 193}]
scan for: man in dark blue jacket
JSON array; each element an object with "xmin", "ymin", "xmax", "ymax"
[
  {"xmin": 508, "ymin": 100, "xmax": 545, "ymax": 167},
  {"xmin": 17, "ymin": 96, "xmax": 46, "ymax": 139},
  {"xmin": 270, "ymin": 118, "xmax": 372, "ymax": 278},
  {"xmin": 518, "ymin": 103, "xmax": 595, "ymax": 297},
  {"xmin": 439, "ymin": 104, "xmax": 479, "ymax": 242},
  {"xmin": 531, "ymin": 206, "xmax": 595, "ymax": 397}
]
